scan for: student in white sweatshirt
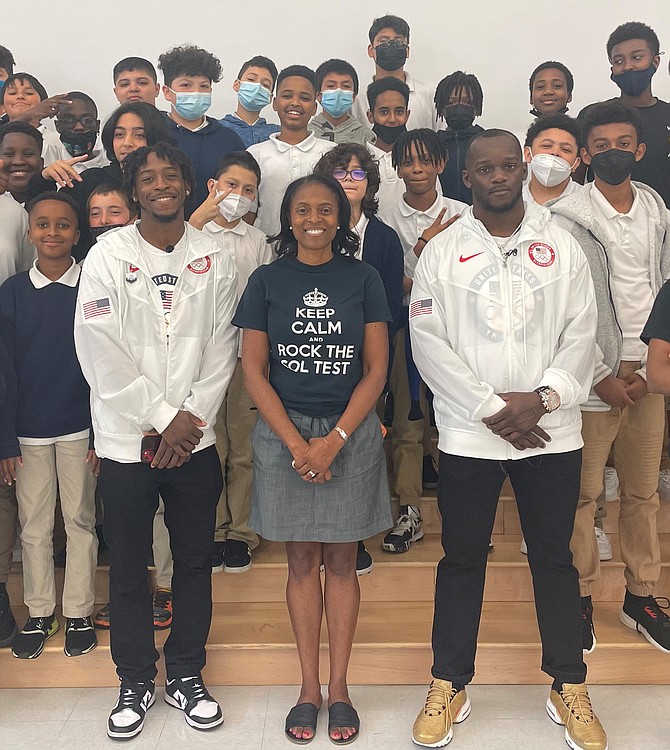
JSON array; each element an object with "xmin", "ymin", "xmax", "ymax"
[
  {"xmin": 408, "ymin": 130, "xmax": 607, "ymax": 750},
  {"xmin": 74, "ymin": 143, "xmax": 238, "ymax": 741}
]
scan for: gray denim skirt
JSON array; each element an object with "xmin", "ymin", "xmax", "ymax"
[{"xmin": 249, "ymin": 409, "xmax": 393, "ymax": 542}]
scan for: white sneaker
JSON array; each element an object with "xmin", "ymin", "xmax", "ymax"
[
  {"xmin": 604, "ymin": 467, "xmax": 619, "ymax": 502},
  {"xmin": 595, "ymin": 527, "xmax": 612, "ymax": 561},
  {"xmin": 658, "ymin": 470, "xmax": 670, "ymax": 502},
  {"xmin": 520, "ymin": 538, "xmax": 528, "ymax": 555}
]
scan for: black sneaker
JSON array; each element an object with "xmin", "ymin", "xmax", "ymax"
[
  {"xmin": 164, "ymin": 675, "xmax": 224, "ymax": 730},
  {"xmin": 381, "ymin": 505, "xmax": 424, "ymax": 553},
  {"xmin": 11, "ymin": 614, "xmax": 59, "ymax": 659},
  {"xmin": 581, "ymin": 596, "xmax": 596, "ymax": 654},
  {"xmin": 620, "ymin": 592, "xmax": 670, "ymax": 653},
  {"xmin": 107, "ymin": 679, "xmax": 156, "ymax": 740},
  {"xmin": 356, "ymin": 541, "xmax": 374, "ymax": 576},
  {"xmin": 210, "ymin": 540, "xmax": 226, "ymax": 573},
  {"xmin": 152, "ymin": 587, "xmax": 173, "ymax": 630},
  {"xmin": 0, "ymin": 586, "xmax": 18, "ymax": 648},
  {"xmin": 64, "ymin": 616, "xmax": 97, "ymax": 657},
  {"xmin": 422, "ymin": 455, "xmax": 439, "ymax": 490},
  {"xmin": 224, "ymin": 539, "xmax": 252, "ymax": 573}
]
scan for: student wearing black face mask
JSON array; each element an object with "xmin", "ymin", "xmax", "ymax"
[
  {"xmin": 551, "ymin": 101, "xmax": 670, "ymax": 658},
  {"xmin": 352, "ymin": 14, "xmax": 438, "ymax": 131},
  {"xmin": 579, "ymin": 22, "xmax": 669, "ymax": 207},
  {"xmin": 41, "ymin": 91, "xmax": 110, "ymax": 173},
  {"xmin": 434, "ymin": 71, "xmax": 485, "ymax": 204}
]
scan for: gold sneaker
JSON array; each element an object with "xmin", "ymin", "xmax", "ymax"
[
  {"xmin": 412, "ymin": 678, "xmax": 471, "ymax": 747},
  {"xmin": 547, "ymin": 682, "xmax": 608, "ymax": 750}
]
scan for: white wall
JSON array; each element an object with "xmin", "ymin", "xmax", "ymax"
[{"xmin": 9, "ymin": 0, "xmax": 670, "ymax": 133}]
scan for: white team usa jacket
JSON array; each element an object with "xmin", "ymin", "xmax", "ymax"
[
  {"xmin": 74, "ymin": 223, "xmax": 239, "ymax": 463},
  {"xmin": 409, "ymin": 202, "xmax": 597, "ymax": 460}
]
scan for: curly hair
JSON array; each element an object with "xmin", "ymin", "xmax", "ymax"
[
  {"xmin": 580, "ymin": 100, "xmax": 642, "ymax": 146},
  {"xmin": 392, "ymin": 128, "xmax": 447, "ymax": 169},
  {"xmin": 313, "ymin": 143, "xmax": 381, "ymax": 218},
  {"xmin": 0, "ymin": 120, "xmax": 43, "ymax": 151},
  {"xmin": 121, "ymin": 143, "xmax": 196, "ymax": 210},
  {"xmin": 101, "ymin": 101, "xmax": 175, "ymax": 162},
  {"xmin": 269, "ymin": 175, "xmax": 360, "ymax": 259},
  {"xmin": 158, "ymin": 45, "xmax": 223, "ymax": 86},
  {"xmin": 524, "ymin": 113, "xmax": 580, "ymax": 149},
  {"xmin": 607, "ymin": 21, "xmax": 659, "ymax": 59}
]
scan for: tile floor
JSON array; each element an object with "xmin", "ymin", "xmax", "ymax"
[{"xmin": 0, "ymin": 684, "xmax": 668, "ymax": 749}]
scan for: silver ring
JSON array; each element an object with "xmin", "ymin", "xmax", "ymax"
[{"xmin": 308, "ymin": 470, "xmax": 316, "ymax": 478}]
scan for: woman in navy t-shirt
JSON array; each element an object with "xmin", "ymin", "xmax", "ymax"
[{"xmin": 233, "ymin": 174, "xmax": 392, "ymax": 744}]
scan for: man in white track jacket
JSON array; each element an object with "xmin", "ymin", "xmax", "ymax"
[
  {"xmin": 408, "ymin": 129, "xmax": 607, "ymax": 750},
  {"xmin": 74, "ymin": 143, "xmax": 238, "ymax": 741}
]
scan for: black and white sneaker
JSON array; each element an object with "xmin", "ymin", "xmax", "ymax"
[
  {"xmin": 164, "ymin": 675, "xmax": 224, "ymax": 730},
  {"xmin": 210, "ymin": 541, "xmax": 226, "ymax": 573},
  {"xmin": 581, "ymin": 596, "xmax": 596, "ymax": 654},
  {"xmin": 11, "ymin": 614, "xmax": 59, "ymax": 659},
  {"xmin": 620, "ymin": 591, "xmax": 670, "ymax": 653},
  {"xmin": 0, "ymin": 586, "xmax": 18, "ymax": 648},
  {"xmin": 381, "ymin": 505, "xmax": 423, "ymax": 553},
  {"xmin": 224, "ymin": 539, "xmax": 252, "ymax": 573},
  {"xmin": 64, "ymin": 616, "xmax": 97, "ymax": 657},
  {"xmin": 356, "ymin": 541, "xmax": 374, "ymax": 576},
  {"xmin": 107, "ymin": 679, "xmax": 156, "ymax": 740}
]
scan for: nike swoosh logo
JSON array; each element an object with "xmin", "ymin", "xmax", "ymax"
[{"xmin": 459, "ymin": 252, "xmax": 484, "ymax": 262}]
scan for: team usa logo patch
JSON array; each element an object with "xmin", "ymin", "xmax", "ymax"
[
  {"xmin": 409, "ymin": 298, "xmax": 433, "ymax": 318},
  {"xmin": 528, "ymin": 242, "xmax": 555, "ymax": 267},
  {"xmin": 187, "ymin": 256, "xmax": 212, "ymax": 274}
]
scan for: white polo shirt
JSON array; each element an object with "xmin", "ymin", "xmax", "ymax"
[
  {"xmin": 353, "ymin": 69, "xmax": 438, "ymax": 132},
  {"xmin": 0, "ymin": 194, "xmax": 34, "ymax": 284},
  {"xmin": 202, "ymin": 218, "xmax": 273, "ymax": 355},
  {"xmin": 380, "ymin": 193, "xmax": 467, "ymax": 301},
  {"xmin": 522, "ymin": 178, "xmax": 578, "ymax": 206},
  {"xmin": 247, "ymin": 133, "xmax": 335, "ymax": 237},
  {"xmin": 590, "ymin": 182, "xmax": 655, "ymax": 360}
]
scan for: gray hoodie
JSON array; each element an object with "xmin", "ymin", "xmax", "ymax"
[{"xmin": 550, "ymin": 181, "xmax": 670, "ymax": 410}]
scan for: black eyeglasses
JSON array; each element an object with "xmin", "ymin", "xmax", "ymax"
[
  {"xmin": 332, "ymin": 168, "xmax": 367, "ymax": 182},
  {"xmin": 57, "ymin": 114, "xmax": 98, "ymax": 129}
]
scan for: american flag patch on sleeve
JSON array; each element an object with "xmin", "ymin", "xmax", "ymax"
[
  {"xmin": 82, "ymin": 297, "xmax": 111, "ymax": 319},
  {"xmin": 409, "ymin": 298, "xmax": 433, "ymax": 318}
]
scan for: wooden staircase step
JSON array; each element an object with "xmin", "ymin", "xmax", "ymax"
[
  {"xmin": 2, "ymin": 600, "xmax": 665, "ymax": 688},
  {"xmin": 6, "ymin": 534, "xmax": 669, "ymax": 605}
]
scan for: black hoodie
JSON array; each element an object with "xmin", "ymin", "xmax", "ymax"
[{"xmin": 437, "ymin": 124, "xmax": 485, "ymax": 205}]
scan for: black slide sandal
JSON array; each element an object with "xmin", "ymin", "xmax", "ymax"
[
  {"xmin": 285, "ymin": 702, "xmax": 319, "ymax": 745},
  {"xmin": 328, "ymin": 702, "xmax": 360, "ymax": 745}
]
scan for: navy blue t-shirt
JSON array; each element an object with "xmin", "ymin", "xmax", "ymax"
[{"xmin": 233, "ymin": 253, "xmax": 391, "ymax": 417}]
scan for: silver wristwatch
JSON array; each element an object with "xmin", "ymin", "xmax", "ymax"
[{"xmin": 534, "ymin": 386, "xmax": 561, "ymax": 413}]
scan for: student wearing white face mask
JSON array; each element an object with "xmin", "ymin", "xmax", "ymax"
[
  {"xmin": 522, "ymin": 114, "xmax": 581, "ymax": 206},
  {"xmin": 189, "ymin": 151, "xmax": 272, "ymax": 573},
  {"xmin": 220, "ymin": 56, "xmax": 280, "ymax": 148}
]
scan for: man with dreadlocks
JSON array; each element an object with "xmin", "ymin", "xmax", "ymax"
[{"xmin": 434, "ymin": 71, "xmax": 485, "ymax": 204}]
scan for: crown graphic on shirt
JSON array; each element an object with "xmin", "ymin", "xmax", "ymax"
[{"xmin": 303, "ymin": 288, "xmax": 329, "ymax": 307}]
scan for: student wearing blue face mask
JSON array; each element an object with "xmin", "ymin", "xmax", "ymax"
[
  {"xmin": 220, "ymin": 55, "xmax": 280, "ymax": 148},
  {"xmin": 158, "ymin": 45, "xmax": 245, "ymax": 212},
  {"xmin": 310, "ymin": 59, "xmax": 376, "ymax": 146}
]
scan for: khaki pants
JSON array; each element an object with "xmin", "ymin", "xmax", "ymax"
[
  {"xmin": 389, "ymin": 328, "xmax": 436, "ymax": 506},
  {"xmin": 152, "ymin": 497, "xmax": 172, "ymax": 589},
  {"xmin": 0, "ymin": 483, "xmax": 17, "ymax": 583},
  {"xmin": 16, "ymin": 439, "xmax": 98, "ymax": 617},
  {"xmin": 214, "ymin": 359, "xmax": 259, "ymax": 548},
  {"xmin": 572, "ymin": 361, "xmax": 664, "ymax": 597}
]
